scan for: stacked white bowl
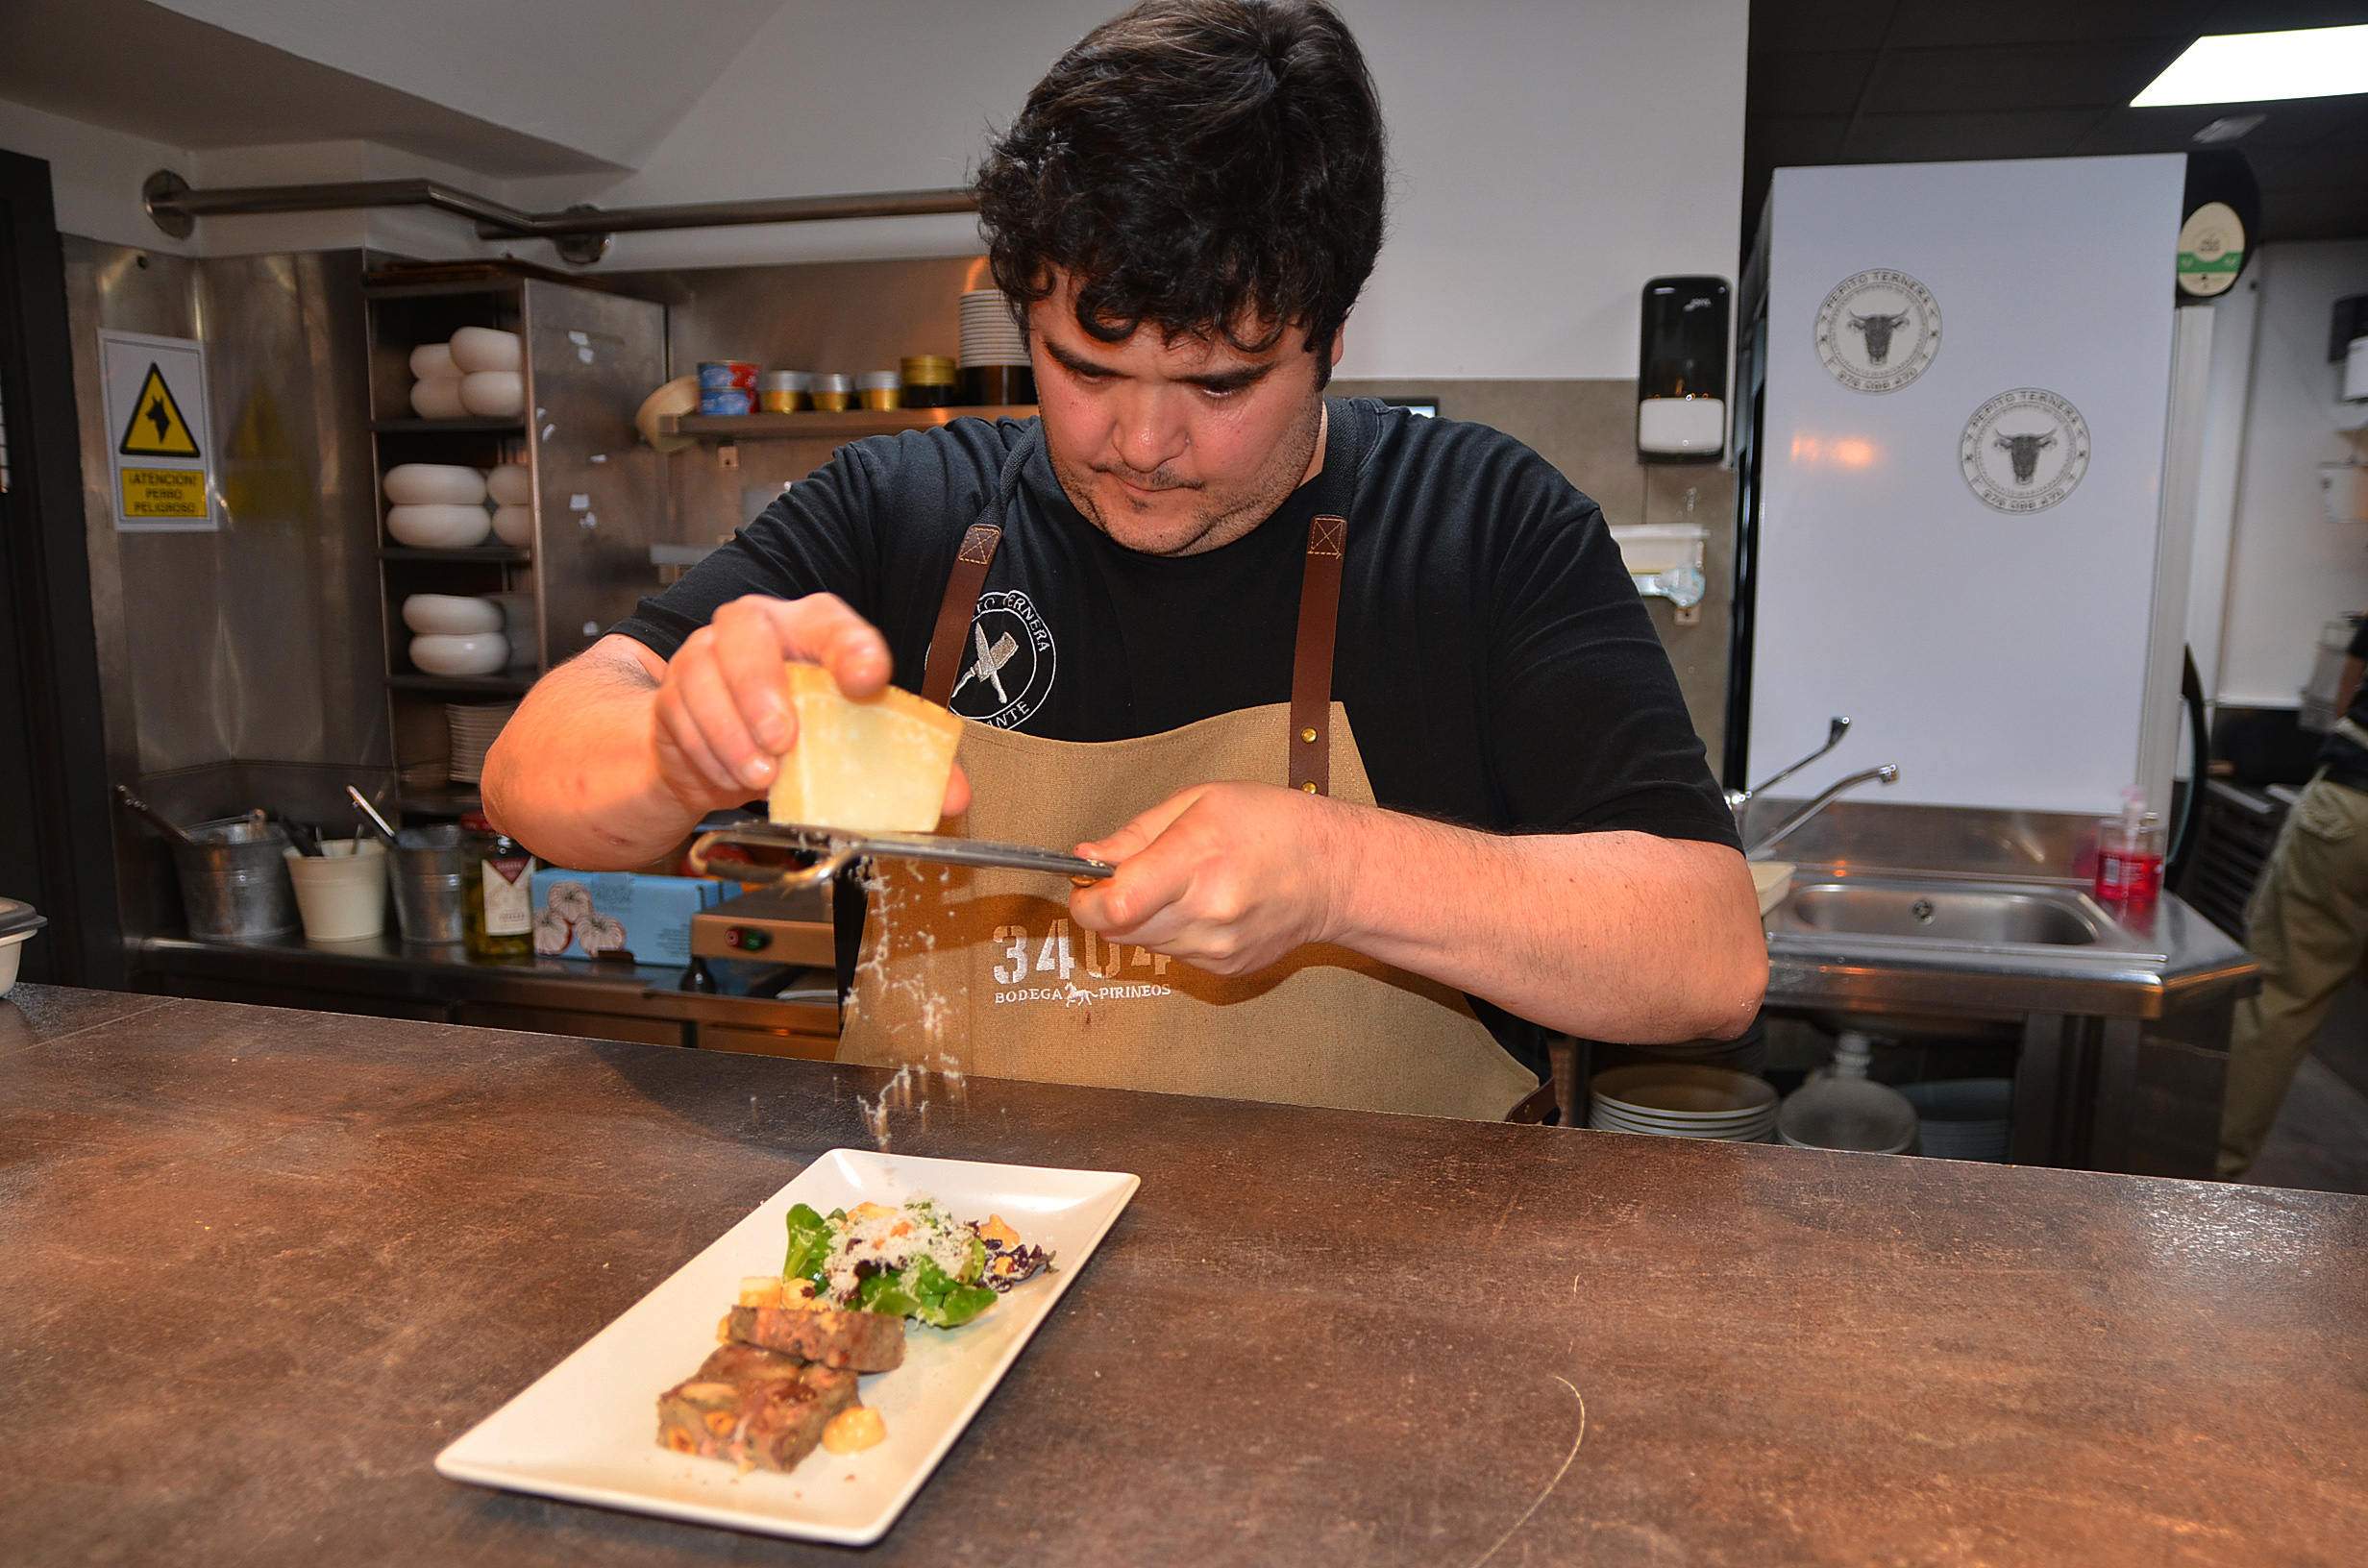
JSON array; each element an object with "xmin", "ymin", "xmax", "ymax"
[
  {"xmin": 447, "ymin": 700, "xmax": 520, "ymax": 784},
  {"xmin": 958, "ymin": 289, "xmax": 1029, "ymax": 369},
  {"xmin": 408, "ymin": 327, "xmax": 525, "ymax": 419},
  {"xmin": 404, "ymin": 593, "xmax": 509, "ymax": 676},
  {"xmin": 1587, "ymin": 1065, "xmax": 1779, "ymax": 1142},
  {"xmin": 383, "ymin": 462, "xmax": 491, "ymax": 549},
  {"xmin": 486, "ymin": 462, "xmax": 533, "ymax": 548}
]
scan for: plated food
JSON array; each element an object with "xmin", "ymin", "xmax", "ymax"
[
  {"xmin": 436, "ymin": 1150, "xmax": 1138, "ymax": 1546},
  {"xmin": 654, "ymin": 1195, "xmax": 1052, "ymax": 1479}
]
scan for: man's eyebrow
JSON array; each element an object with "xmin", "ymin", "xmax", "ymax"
[
  {"xmin": 1182, "ymin": 361, "xmax": 1277, "ymax": 393},
  {"xmin": 1041, "ymin": 336, "xmax": 1112, "ymax": 377},
  {"xmin": 1041, "ymin": 332, "xmax": 1279, "ymax": 392}
]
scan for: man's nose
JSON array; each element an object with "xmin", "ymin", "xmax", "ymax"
[{"xmin": 1107, "ymin": 386, "xmax": 1189, "ymax": 474}]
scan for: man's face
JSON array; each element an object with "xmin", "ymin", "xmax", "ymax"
[{"xmin": 1028, "ymin": 273, "xmax": 1340, "ymax": 557}]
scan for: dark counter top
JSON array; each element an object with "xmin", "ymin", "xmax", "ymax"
[{"xmin": 4, "ymin": 983, "xmax": 2362, "ymax": 1565}]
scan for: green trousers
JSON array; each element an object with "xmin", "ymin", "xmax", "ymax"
[{"xmin": 2218, "ymin": 773, "xmax": 2368, "ymax": 1178}]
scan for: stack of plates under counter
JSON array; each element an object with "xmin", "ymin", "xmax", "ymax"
[
  {"xmin": 1899, "ymin": 1079, "xmax": 2013, "ymax": 1162},
  {"xmin": 1587, "ymin": 1064, "xmax": 1779, "ymax": 1142},
  {"xmin": 447, "ymin": 701, "xmax": 519, "ymax": 785}
]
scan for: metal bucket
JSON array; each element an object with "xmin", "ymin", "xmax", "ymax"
[
  {"xmin": 171, "ymin": 818, "xmax": 300, "ymax": 941},
  {"xmin": 390, "ymin": 823, "xmax": 471, "ymax": 945}
]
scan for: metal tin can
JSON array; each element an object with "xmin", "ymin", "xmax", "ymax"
[
  {"xmin": 900, "ymin": 355, "xmax": 956, "ymax": 407},
  {"xmin": 810, "ymin": 373, "xmax": 854, "ymax": 412},
  {"xmin": 697, "ymin": 360, "xmax": 759, "ymax": 391},
  {"xmin": 856, "ymin": 371, "xmax": 902, "ymax": 411},
  {"xmin": 757, "ymin": 370, "xmax": 810, "ymax": 413},
  {"xmin": 698, "ymin": 386, "xmax": 755, "ymax": 416}
]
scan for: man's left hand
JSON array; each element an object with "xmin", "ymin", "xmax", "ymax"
[{"xmin": 1072, "ymin": 782, "xmax": 1347, "ymax": 976}]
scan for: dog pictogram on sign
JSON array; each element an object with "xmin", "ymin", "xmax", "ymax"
[{"xmin": 117, "ymin": 362, "xmax": 202, "ymax": 457}]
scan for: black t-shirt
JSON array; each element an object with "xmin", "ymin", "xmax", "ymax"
[{"xmin": 615, "ymin": 398, "xmax": 1738, "ymax": 1074}]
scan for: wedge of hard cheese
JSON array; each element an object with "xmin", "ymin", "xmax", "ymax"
[{"xmin": 768, "ymin": 663, "xmax": 963, "ymax": 832}]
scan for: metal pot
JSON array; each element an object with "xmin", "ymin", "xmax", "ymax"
[{"xmin": 171, "ymin": 817, "xmax": 300, "ymax": 941}]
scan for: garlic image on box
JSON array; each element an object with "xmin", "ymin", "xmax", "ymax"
[{"xmin": 534, "ymin": 879, "xmax": 627, "ymax": 957}]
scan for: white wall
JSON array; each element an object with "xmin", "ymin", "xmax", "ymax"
[
  {"xmin": 8, "ymin": 1, "xmax": 1749, "ymax": 380},
  {"xmin": 2183, "ymin": 276, "xmax": 2259, "ymax": 709},
  {"xmin": 0, "ymin": 98, "xmax": 197, "ymax": 255},
  {"xmin": 2211, "ymin": 240, "xmax": 2368, "ymax": 707},
  {"xmin": 518, "ymin": 0, "xmax": 1751, "ymax": 380},
  {"xmin": 0, "ymin": 95, "xmax": 524, "ymax": 260},
  {"xmin": 150, "ymin": 0, "xmax": 784, "ymax": 172}
]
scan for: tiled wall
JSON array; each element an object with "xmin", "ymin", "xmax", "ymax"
[{"xmin": 1331, "ymin": 379, "xmax": 1735, "ymax": 774}]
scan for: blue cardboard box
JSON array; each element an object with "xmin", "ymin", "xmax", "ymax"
[{"xmin": 530, "ymin": 870, "xmax": 726, "ymax": 967}]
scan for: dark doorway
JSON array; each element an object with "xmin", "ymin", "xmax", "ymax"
[{"xmin": 0, "ymin": 145, "xmax": 122, "ymax": 987}]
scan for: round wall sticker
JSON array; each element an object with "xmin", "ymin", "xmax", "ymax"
[
  {"xmin": 1814, "ymin": 269, "xmax": 1942, "ymax": 393},
  {"xmin": 1960, "ymin": 388, "xmax": 2091, "ymax": 513}
]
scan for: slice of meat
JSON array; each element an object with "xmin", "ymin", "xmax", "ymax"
[
  {"xmin": 725, "ymin": 1304, "xmax": 905, "ymax": 1372},
  {"xmin": 656, "ymin": 1343, "xmax": 860, "ymax": 1473}
]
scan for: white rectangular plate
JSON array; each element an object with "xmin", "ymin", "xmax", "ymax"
[{"xmin": 434, "ymin": 1149, "xmax": 1139, "ymax": 1545}]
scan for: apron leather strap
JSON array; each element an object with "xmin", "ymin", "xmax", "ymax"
[
  {"xmin": 1289, "ymin": 515, "xmax": 1346, "ymax": 796},
  {"xmin": 922, "ymin": 524, "xmax": 1003, "ymax": 705}
]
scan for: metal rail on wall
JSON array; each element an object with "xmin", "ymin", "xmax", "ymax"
[{"xmin": 140, "ymin": 170, "xmax": 977, "ymax": 265}]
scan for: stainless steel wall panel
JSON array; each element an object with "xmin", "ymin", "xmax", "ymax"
[
  {"xmin": 520, "ymin": 279, "xmax": 665, "ymax": 664},
  {"xmin": 63, "ymin": 238, "xmax": 388, "ymax": 942}
]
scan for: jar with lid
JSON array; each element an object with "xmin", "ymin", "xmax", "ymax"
[{"xmin": 461, "ymin": 811, "xmax": 536, "ymax": 957}]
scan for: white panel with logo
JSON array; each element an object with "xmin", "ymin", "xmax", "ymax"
[{"xmin": 1751, "ymin": 155, "xmax": 2186, "ymax": 815}]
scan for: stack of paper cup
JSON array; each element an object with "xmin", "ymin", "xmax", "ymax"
[{"xmin": 958, "ymin": 289, "xmax": 1029, "ymax": 368}]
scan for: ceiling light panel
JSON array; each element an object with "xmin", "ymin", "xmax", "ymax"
[{"xmin": 2133, "ymin": 25, "xmax": 2368, "ymax": 107}]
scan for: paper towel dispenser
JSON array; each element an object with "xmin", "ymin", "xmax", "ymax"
[{"xmin": 1638, "ymin": 276, "xmax": 1729, "ymax": 462}]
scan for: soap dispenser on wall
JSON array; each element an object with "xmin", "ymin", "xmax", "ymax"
[{"xmin": 1637, "ymin": 275, "xmax": 1729, "ymax": 462}]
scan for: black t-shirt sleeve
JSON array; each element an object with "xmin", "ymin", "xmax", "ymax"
[
  {"xmin": 1472, "ymin": 440, "xmax": 1738, "ymax": 849},
  {"xmin": 608, "ymin": 448, "xmax": 882, "ymax": 661}
]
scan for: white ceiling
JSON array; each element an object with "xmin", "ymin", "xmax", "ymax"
[
  {"xmin": 0, "ymin": 0, "xmax": 785, "ymax": 179},
  {"xmin": 152, "ymin": 0, "xmax": 785, "ymax": 171}
]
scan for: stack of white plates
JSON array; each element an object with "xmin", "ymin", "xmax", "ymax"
[
  {"xmin": 1588, "ymin": 1064, "xmax": 1779, "ymax": 1142},
  {"xmin": 447, "ymin": 701, "xmax": 519, "ymax": 785},
  {"xmin": 1899, "ymin": 1079, "xmax": 2013, "ymax": 1161},
  {"xmin": 959, "ymin": 288, "xmax": 1029, "ymax": 368}
]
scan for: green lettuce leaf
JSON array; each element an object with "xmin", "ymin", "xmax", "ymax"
[{"xmin": 781, "ymin": 1203, "xmax": 834, "ymax": 1285}]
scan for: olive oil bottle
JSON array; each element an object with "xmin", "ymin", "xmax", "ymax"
[{"xmin": 461, "ymin": 812, "xmax": 534, "ymax": 959}]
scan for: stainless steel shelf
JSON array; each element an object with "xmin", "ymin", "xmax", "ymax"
[
  {"xmin": 659, "ymin": 405, "xmax": 1037, "ymax": 443},
  {"xmin": 386, "ymin": 671, "xmax": 537, "ymax": 696},
  {"xmin": 377, "ymin": 545, "xmax": 531, "ymax": 564},
  {"xmin": 371, "ymin": 417, "xmax": 527, "ymax": 433}
]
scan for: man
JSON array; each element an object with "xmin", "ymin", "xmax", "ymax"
[
  {"xmin": 485, "ymin": 0, "xmax": 1764, "ymax": 1119},
  {"xmin": 2219, "ymin": 624, "xmax": 2368, "ymax": 1176}
]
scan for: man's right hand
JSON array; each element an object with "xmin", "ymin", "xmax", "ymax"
[{"xmin": 649, "ymin": 593, "xmax": 970, "ymax": 820}]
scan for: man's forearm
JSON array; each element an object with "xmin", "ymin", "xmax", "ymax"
[
  {"xmin": 481, "ymin": 639, "xmax": 702, "ymax": 870},
  {"xmin": 1320, "ymin": 805, "xmax": 1766, "ymax": 1043}
]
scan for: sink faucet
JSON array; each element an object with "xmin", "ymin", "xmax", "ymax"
[{"xmin": 1744, "ymin": 764, "xmax": 1901, "ymax": 859}]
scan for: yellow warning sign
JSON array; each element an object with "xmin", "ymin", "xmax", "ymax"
[
  {"xmin": 118, "ymin": 362, "xmax": 202, "ymax": 457},
  {"xmin": 120, "ymin": 467, "xmax": 209, "ymax": 519}
]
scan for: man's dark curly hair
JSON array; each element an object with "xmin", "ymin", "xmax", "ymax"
[{"xmin": 974, "ymin": 0, "xmax": 1386, "ymax": 372}]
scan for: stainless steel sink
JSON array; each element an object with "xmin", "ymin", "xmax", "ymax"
[{"xmin": 1784, "ymin": 882, "xmax": 2099, "ymax": 946}]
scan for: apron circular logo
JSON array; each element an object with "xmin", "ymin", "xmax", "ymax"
[
  {"xmin": 947, "ymin": 589, "xmax": 1056, "ymax": 727},
  {"xmin": 1814, "ymin": 269, "xmax": 1942, "ymax": 393},
  {"xmin": 1959, "ymin": 388, "xmax": 2090, "ymax": 513}
]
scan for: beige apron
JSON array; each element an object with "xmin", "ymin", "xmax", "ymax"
[{"xmin": 838, "ymin": 418, "xmax": 1540, "ymax": 1121}]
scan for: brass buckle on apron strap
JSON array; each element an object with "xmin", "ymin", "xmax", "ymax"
[{"xmin": 687, "ymin": 822, "xmax": 1116, "ymax": 891}]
